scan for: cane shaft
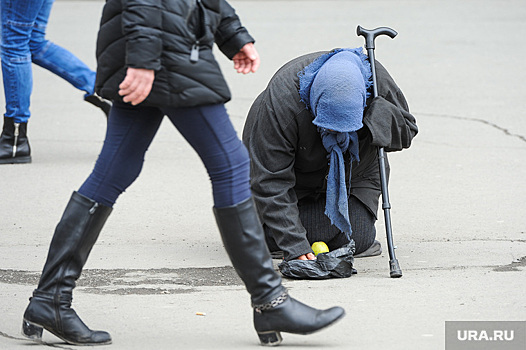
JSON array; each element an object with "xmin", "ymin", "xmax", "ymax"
[{"xmin": 357, "ymin": 25, "xmax": 402, "ymax": 277}]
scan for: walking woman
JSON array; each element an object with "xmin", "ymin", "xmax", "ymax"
[{"xmin": 21, "ymin": 0, "xmax": 345, "ymax": 346}]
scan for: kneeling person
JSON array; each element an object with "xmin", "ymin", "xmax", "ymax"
[{"xmin": 242, "ymin": 48, "xmax": 418, "ymax": 261}]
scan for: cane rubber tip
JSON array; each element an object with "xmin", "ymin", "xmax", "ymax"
[{"xmin": 389, "ymin": 259, "xmax": 403, "ymax": 278}]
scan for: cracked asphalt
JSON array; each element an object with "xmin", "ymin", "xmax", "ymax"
[{"xmin": 1, "ymin": 0, "xmax": 525, "ymax": 349}]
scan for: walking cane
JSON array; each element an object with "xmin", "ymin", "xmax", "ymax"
[{"xmin": 356, "ymin": 25, "xmax": 402, "ymax": 278}]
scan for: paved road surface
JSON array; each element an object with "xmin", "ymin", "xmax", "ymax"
[{"xmin": 1, "ymin": 1, "xmax": 524, "ymax": 349}]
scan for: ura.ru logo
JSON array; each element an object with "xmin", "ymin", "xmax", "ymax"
[{"xmin": 457, "ymin": 330, "xmax": 514, "ymax": 342}]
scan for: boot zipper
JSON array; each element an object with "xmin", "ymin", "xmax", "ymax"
[
  {"xmin": 190, "ymin": 41, "xmax": 200, "ymax": 63},
  {"xmin": 89, "ymin": 203, "xmax": 99, "ymax": 214},
  {"xmin": 13, "ymin": 123, "xmax": 20, "ymax": 157}
]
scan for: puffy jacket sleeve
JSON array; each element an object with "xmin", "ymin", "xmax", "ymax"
[
  {"xmin": 214, "ymin": 0, "xmax": 255, "ymax": 59},
  {"xmin": 121, "ymin": 0, "xmax": 163, "ymax": 70},
  {"xmin": 362, "ymin": 61, "xmax": 418, "ymax": 152}
]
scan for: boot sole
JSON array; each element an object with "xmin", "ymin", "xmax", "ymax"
[
  {"xmin": 85, "ymin": 95, "xmax": 111, "ymax": 117},
  {"xmin": 22, "ymin": 318, "xmax": 112, "ymax": 346},
  {"xmin": 257, "ymin": 309, "xmax": 346, "ymax": 346},
  {"xmin": 0, "ymin": 156, "xmax": 31, "ymax": 164}
]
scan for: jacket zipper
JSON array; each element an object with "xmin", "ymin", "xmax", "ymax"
[
  {"xmin": 13, "ymin": 122, "xmax": 19, "ymax": 157},
  {"xmin": 190, "ymin": 41, "xmax": 200, "ymax": 63},
  {"xmin": 190, "ymin": 0, "xmax": 204, "ymax": 63}
]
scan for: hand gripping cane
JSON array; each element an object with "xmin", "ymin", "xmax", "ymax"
[{"xmin": 356, "ymin": 25, "xmax": 402, "ymax": 278}]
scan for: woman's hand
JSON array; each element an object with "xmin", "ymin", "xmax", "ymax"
[
  {"xmin": 232, "ymin": 43, "xmax": 260, "ymax": 74},
  {"xmin": 118, "ymin": 67, "xmax": 155, "ymax": 105},
  {"xmin": 297, "ymin": 253, "xmax": 316, "ymax": 260}
]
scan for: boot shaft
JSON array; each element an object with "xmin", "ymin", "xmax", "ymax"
[
  {"xmin": 37, "ymin": 192, "xmax": 112, "ymax": 293},
  {"xmin": 213, "ymin": 197, "xmax": 284, "ymax": 305},
  {"xmin": 22, "ymin": 191, "xmax": 113, "ymax": 345},
  {"xmin": 1, "ymin": 116, "xmax": 28, "ymax": 142},
  {"xmin": 0, "ymin": 116, "xmax": 31, "ymax": 163}
]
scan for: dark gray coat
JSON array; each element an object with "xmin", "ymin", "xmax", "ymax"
[
  {"xmin": 242, "ymin": 50, "xmax": 418, "ymax": 260},
  {"xmin": 95, "ymin": 0, "xmax": 254, "ymax": 108}
]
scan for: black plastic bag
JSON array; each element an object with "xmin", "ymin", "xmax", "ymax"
[{"xmin": 278, "ymin": 242, "xmax": 356, "ymax": 279}]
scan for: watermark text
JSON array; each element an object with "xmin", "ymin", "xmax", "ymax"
[{"xmin": 446, "ymin": 321, "xmax": 526, "ymax": 350}]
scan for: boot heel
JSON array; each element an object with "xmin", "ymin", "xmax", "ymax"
[
  {"xmin": 22, "ymin": 319, "xmax": 43, "ymax": 340},
  {"xmin": 258, "ymin": 331, "xmax": 282, "ymax": 346}
]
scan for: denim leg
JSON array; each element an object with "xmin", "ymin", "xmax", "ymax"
[
  {"xmin": 163, "ymin": 104, "xmax": 251, "ymax": 208},
  {"xmin": 78, "ymin": 103, "xmax": 164, "ymax": 207},
  {"xmin": 0, "ymin": 0, "xmax": 44, "ymax": 123},
  {"xmin": 30, "ymin": 0, "xmax": 96, "ymax": 94}
]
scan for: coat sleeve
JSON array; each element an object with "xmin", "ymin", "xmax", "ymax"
[
  {"xmin": 362, "ymin": 63, "xmax": 418, "ymax": 152},
  {"xmin": 214, "ymin": 0, "xmax": 255, "ymax": 59},
  {"xmin": 121, "ymin": 0, "xmax": 163, "ymax": 70},
  {"xmin": 243, "ymin": 94, "xmax": 314, "ymax": 261}
]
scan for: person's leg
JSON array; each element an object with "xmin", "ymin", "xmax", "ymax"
[
  {"xmin": 298, "ymin": 197, "xmax": 344, "ymax": 251},
  {"xmin": 29, "ymin": 0, "xmax": 111, "ymax": 116},
  {"xmin": 345, "ymin": 196, "xmax": 380, "ymax": 256},
  {"xmin": 23, "ymin": 103, "xmax": 163, "ymax": 345},
  {"xmin": 320, "ymin": 196, "xmax": 379, "ymax": 256},
  {"xmin": 22, "ymin": 192, "xmax": 113, "ymax": 345},
  {"xmin": 163, "ymin": 103, "xmax": 251, "ymax": 207},
  {"xmin": 296, "ymin": 195, "xmax": 379, "ymax": 256},
  {"xmin": 0, "ymin": 0, "xmax": 42, "ymax": 123},
  {"xmin": 164, "ymin": 104, "xmax": 345, "ymax": 345},
  {"xmin": 0, "ymin": 0, "xmax": 42, "ymax": 163},
  {"xmin": 79, "ymin": 102, "xmax": 164, "ymax": 206},
  {"xmin": 29, "ymin": 0, "xmax": 96, "ymax": 94}
]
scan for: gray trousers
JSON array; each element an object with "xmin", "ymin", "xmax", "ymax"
[{"xmin": 265, "ymin": 196, "xmax": 376, "ymax": 256}]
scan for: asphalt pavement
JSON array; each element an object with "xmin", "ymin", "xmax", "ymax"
[{"xmin": 0, "ymin": 1, "xmax": 525, "ymax": 349}]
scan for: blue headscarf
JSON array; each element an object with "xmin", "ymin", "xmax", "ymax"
[{"xmin": 298, "ymin": 48, "xmax": 372, "ymax": 239}]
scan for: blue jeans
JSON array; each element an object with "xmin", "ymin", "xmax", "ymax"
[
  {"xmin": 0, "ymin": 0, "xmax": 96, "ymax": 123},
  {"xmin": 79, "ymin": 102, "xmax": 251, "ymax": 208}
]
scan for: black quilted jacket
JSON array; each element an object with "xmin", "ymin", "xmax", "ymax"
[{"xmin": 94, "ymin": 0, "xmax": 254, "ymax": 107}]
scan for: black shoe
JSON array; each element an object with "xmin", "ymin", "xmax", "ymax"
[
  {"xmin": 84, "ymin": 93, "xmax": 112, "ymax": 118},
  {"xmin": 355, "ymin": 240, "xmax": 382, "ymax": 258},
  {"xmin": 0, "ymin": 116, "xmax": 31, "ymax": 164},
  {"xmin": 21, "ymin": 192, "xmax": 112, "ymax": 345}
]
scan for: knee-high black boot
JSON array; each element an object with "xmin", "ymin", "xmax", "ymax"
[
  {"xmin": 22, "ymin": 191, "xmax": 112, "ymax": 345},
  {"xmin": 0, "ymin": 116, "xmax": 31, "ymax": 164},
  {"xmin": 213, "ymin": 197, "xmax": 345, "ymax": 346}
]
